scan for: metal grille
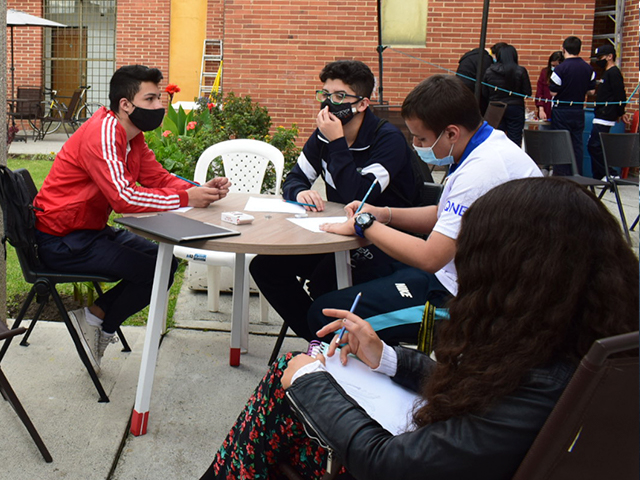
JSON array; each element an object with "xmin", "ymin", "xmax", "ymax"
[{"xmin": 43, "ymin": 0, "xmax": 116, "ymax": 106}]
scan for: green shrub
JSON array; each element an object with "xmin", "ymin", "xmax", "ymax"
[{"xmin": 145, "ymin": 92, "xmax": 300, "ymax": 194}]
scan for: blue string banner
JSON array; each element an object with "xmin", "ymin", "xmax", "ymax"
[{"xmin": 386, "ymin": 46, "xmax": 640, "ymax": 108}]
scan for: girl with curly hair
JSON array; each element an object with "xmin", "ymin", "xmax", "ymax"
[{"xmin": 200, "ymin": 177, "xmax": 638, "ymax": 480}]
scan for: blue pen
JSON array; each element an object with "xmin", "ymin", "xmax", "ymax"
[
  {"xmin": 285, "ymin": 199, "xmax": 317, "ymax": 209},
  {"xmin": 172, "ymin": 173, "xmax": 200, "ymax": 187},
  {"xmin": 354, "ymin": 179, "xmax": 378, "ymax": 215},
  {"xmin": 337, "ymin": 292, "xmax": 362, "ymax": 344}
]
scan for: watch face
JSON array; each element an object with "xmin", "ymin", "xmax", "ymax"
[{"xmin": 356, "ymin": 212, "xmax": 375, "ymax": 227}]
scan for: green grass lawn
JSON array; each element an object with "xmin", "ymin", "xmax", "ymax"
[{"xmin": 6, "ymin": 156, "xmax": 185, "ymax": 327}]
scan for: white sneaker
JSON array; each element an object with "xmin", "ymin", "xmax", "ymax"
[
  {"xmin": 95, "ymin": 331, "xmax": 119, "ymax": 366},
  {"xmin": 69, "ymin": 308, "xmax": 101, "ymax": 373}
]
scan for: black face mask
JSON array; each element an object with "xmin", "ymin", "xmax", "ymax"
[
  {"xmin": 320, "ymin": 99, "xmax": 358, "ymax": 125},
  {"xmin": 128, "ymin": 105, "xmax": 165, "ymax": 131},
  {"xmin": 595, "ymin": 59, "xmax": 608, "ymax": 69}
]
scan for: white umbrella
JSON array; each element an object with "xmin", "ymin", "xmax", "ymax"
[{"xmin": 7, "ymin": 9, "xmax": 67, "ymax": 97}]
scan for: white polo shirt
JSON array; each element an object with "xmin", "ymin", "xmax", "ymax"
[{"xmin": 433, "ymin": 127, "xmax": 542, "ymax": 295}]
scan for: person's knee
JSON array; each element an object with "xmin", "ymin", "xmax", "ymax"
[{"xmin": 249, "ymin": 255, "xmax": 274, "ymax": 287}]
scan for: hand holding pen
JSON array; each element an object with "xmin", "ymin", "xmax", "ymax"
[
  {"xmin": 294, "ymin": 190, "xmax": 325, "ymax": 212},
  {"xmin": 317, "ymin": 305, "xmax": 384, "ymax": 369}
]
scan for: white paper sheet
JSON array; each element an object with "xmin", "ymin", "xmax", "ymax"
[
  {"xmin": 287, "ymin": 216, "xmax": 347, "ymax": 233},
  {"xmin": 244, "ymin": 196, "xmax": 306, "ymax": 214},
  {"xmin": 321, "ymin": 344, "xmax": 421, "ymax": 435}
]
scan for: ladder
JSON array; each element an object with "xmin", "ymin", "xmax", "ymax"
[
  {"xmin": 199, "ymin": 39, "xmax": 223, "ymax": 98},
  {"xmin": 593, "ymin": 0, "xmax": 625, "ymax": 67}
]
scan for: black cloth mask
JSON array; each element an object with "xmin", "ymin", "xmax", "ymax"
[
  {"xmin": 320, "ymin": 99, "xmax": 358, "ymax": 125},
  {"xmin": 128, "ymin": 105, "xmax": 165, "ymax": 131},
  {"xmin": 595, "ymin": 59, "xmax": 608, "ymax": 70}
]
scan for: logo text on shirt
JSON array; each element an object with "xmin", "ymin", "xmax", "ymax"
[
  {"xmin": 395, "ymin": 283, "xmax": 413, "ymax": 298},
  {"xmin": 443, "ymin": 200, "xmax": 468, "ymax": 217}
]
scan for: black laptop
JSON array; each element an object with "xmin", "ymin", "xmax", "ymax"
[{"xmin": 115, "ymin": 213, "xmax": 240, "ymax": 243}]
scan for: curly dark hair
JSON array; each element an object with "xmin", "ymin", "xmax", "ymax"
[{"xmin": 413, "ymin": 177, "xmax": 639, "ymax": 427}]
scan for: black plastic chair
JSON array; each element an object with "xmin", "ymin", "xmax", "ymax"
[
  {"xmin": 483, "ymin": 101, "xmax": 507, "ymax": 129},
  {"xmin": 599, "ymin": 132, "xmax": 640, "ymax": 245},
  {"xmin": 0, "ymin": 321, "xmax": 52, "ymax": 462},
  {"xmin": 0, "ymin": 169, "xmax": 131, "ymax": 403},
  {"xmin": 512, "ymin": 331, "xmax": 639, "ymax": 480},
  {"xmin": 523, "ymin": 129, "xmax": 610, "ymax": 191},
  {"xmin": 7, "ymin": 87, "xmax": 44, "ymax": 142}
]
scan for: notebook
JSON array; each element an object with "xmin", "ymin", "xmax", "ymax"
[
  {"xmin": 115, "ymin": 213, "xmax": 240, "ymax": 243},
  {"xmin": 306, "ymin": 341, "xmax": 421, "ymax": 435}
]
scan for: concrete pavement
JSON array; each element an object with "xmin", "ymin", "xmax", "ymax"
[
  {"xmin": 0, "ymin": 291, "xmax": 306, "ymax": 480},
  {"xmin": 2, "ymin": 131, "xmax": 638, "ymax": 479}
]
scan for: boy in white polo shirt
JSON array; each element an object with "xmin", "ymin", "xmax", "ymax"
[{"xmin": 312, "ymin": 75, "xmax": 542, "ymax": 343}]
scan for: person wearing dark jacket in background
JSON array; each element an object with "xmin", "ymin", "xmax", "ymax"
[
  {"xmin": 483, "ymin": 44, "xmax": 532, "ymax": 146},
  {"xmin": 587, "ymin": 44, "xmax": 628, "ymax": 180},
  {"xmin": 199, "ymin": 177, "xmax": 638, "ymax": 480},
  {"xmin": 456, "ymin": 42, "xmax": 507, "ymax": 114},
  {"xmin": 549, "ymin": 36, "xmax": 596, "ymax": 175}
]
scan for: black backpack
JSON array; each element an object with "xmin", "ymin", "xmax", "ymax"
[{"xmin": 0, "ymin": 166, "xmax": 42, "ymax": 267}]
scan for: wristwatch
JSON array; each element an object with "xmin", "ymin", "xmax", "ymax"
[{"xmin": 354, "ymin": 212, "xmax": 376, "ymax": 238}]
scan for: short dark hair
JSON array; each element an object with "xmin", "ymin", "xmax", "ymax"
[
  {"xmin": 319, "ymin": 60, "xmax": 375, "ymax": 98},
  {"xmin": 109, "ymin": 65, "xmax": 163, "ymax": 113},
  {"xmin": 563, "ymin": 36, "xmax": 582, "ymax": 55},
  {"xmin": 401, "ymin": 75, "xmax": 483, "ymax": 133}
]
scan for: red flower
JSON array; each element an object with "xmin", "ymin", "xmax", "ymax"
[
  {"xmin": 165, "ymin": 84, "xmax": 181, "ymax": 95},
  {"xmin": 186, "ymin": 121, "xmax": 197, "ymax": 130},
  {"xmin": 249, "ymin": 428, "xmax": 259, "ymax": 441}
]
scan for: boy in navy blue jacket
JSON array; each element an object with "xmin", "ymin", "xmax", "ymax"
[
  {"xmin": 549, "ymin": 36, "xmax": 596, "ymax": 175},
  {"xmin": 250, "ymin": 60, "xmax": 416, "ymax": 341}
]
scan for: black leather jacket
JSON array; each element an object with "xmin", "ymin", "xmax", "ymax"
[{"xmin": 286, "ymin": 346, "xmax": 574, "ymax": 480}]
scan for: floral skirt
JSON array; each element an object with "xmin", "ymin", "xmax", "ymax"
[{"xmin": 200, "ymin": 352, "xmax": 345, "ymax": 480}]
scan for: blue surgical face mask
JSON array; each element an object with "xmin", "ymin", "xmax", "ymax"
[{"xmin": 414, "ymin": 131, "xmax": 455, "ymax": 166}]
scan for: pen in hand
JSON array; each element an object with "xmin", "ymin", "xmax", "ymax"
[
  {"xmin": 336, "ymin": 292, "xmax": 362, "ymax": 344},
  {"xmin": 172, "ymin": 173, "xmax": 200, "ymax": 187},
  {"xmin": 285, "ymin": 199, "xmax": 317, "ymax": 209},
  {"xmin": 354, "ymin": 179, "xmax": 378, "ymax": 215}
]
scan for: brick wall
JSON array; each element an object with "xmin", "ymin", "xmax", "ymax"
[
  {"xmin": 115, "ymin": 0, "xmax": 171, "ymax": 101},
  {"xmin": 7, "ymin": 2, "xmax": 44, "ymax": 98},
  {"xmin": 212, "ymin": 0, "xmax": 638, "ymax": 142},
  {"xmin": 7, "ymin": 0, "xmax": 639, "ymax": 139}
]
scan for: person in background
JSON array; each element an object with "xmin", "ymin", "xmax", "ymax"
[
  {"xmin": 199, "ymin": 177, "xmax": 639, "ymax": 480},
  {"xmin": 483, "ymin": 44, "xmax": 532, "ymax": 146},
  {"xmin": 587, "ymin": 43, "xmax": 628, "ymax": 180},
  {"xmin": 549, "ymin": 36, "xmax": 596, "ymax": 175},
  {"xmin": 456, "ymin": 42, "xmax": 508, "ymax": 114},
  {"xmin": 249, "ymin": 60, "xmax": 417, "ymax": 342},
  {"xmin": 34, "ymin": 65, "xmax": 230, "ymax": 370},
  {"xmin": 535, "ymin": 51, "xmax": 564, "ymax": 121}
]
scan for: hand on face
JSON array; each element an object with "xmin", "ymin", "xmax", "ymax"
[{"xmin": 316, "ymin": 106, "xmax": 345, "ymax": 142}]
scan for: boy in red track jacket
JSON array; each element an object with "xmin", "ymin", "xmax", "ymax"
[{"xmin": 34, "ymin": 65, "xmax": 230, "ymax": 370}]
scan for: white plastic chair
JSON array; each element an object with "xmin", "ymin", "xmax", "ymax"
[{"xmin": 173, "ymin": 139, "xmax": 285, "ymax": 323}]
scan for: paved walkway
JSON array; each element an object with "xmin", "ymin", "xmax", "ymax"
[{"xmin": 2, "ymin": 132, "xmax": 638, "ymax": 479}]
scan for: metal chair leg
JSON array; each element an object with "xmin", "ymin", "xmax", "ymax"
[
  {"xmin": 49, "ymin": 285, "xmax": 109, "ymax": 403},
  {"xmin": 0, "ymin": 367, "xmax": 53, "ymax": 462},
  {"xmin": 269, "ymin": 323, "xmax": 289, "ymax": 365},
  {"xmin": 0, "ymin": 286, "xmax": 37, "ymax": 363}
]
